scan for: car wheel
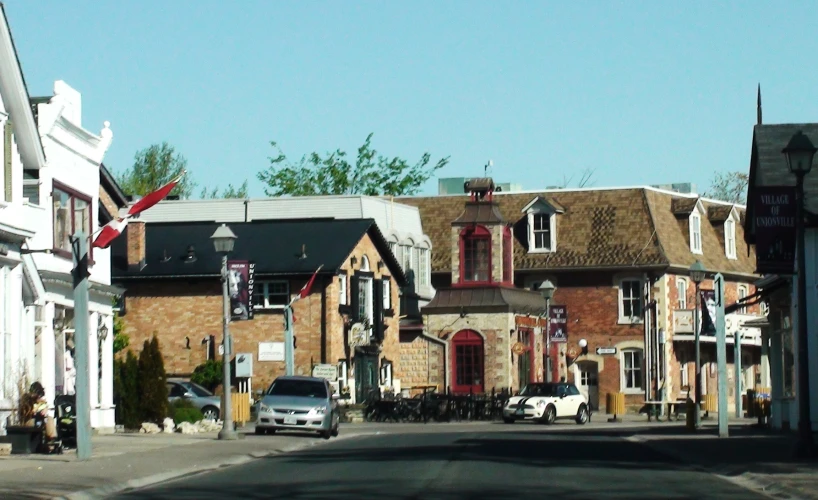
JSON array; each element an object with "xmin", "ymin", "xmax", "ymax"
[
  {"xmin": 543, "ymin": 405, "xmax": 557, "ymax": 425},
  {"xmin": 254, "ymin": 427, "xmax": 265, "ymax": 435},
  {"xmin": 201, "ymin": 406, "xmax": 220, "ymax": 421},
  {"xmin": 331, "ymin": 416, "xmax": 340, "ymax": 437},
  {"xmin": 502, "ymin": 417, "xmax": 515, "ymax": 424},
  {"xmin": 320, "ymin": 430, "xmax": 331, "ymax": 440},
  {"xmin": 576, "ymin": 404, "xmax": 589, "ymax": 425}
]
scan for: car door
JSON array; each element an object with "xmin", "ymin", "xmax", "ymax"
[
  {"xmin": 167, "ymin": 382, "xmax": 186, "ymax": 404},
  {"xmin": 565, "ymin": 384, "xmax": 584, "ymax": 415},
  {"xmin": 554, "ymin": 384, "xmax": 571, "ymax": 417}
]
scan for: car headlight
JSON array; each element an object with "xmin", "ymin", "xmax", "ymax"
[
  {"xmin": 536, "ymin": 400, "xmax": 547, "ymax": 408},
  {"xmin": 258, "ymin": 404, "xmax": 271, "ymax": 413},
  {"xmin": 308, "ymin": 406, "xmax": 327, "ymax": 416}
]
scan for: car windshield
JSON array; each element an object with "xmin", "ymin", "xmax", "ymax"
[
  {"xmin": 182, "ymin": 382, "xmax": 213, "ymax": 397},
  {"xmin": 520, "ymin": 383, "xmax": 558, "ymax": 396},
  {"xmin": 267, "ymin": 379, "xmax": 328, "ymax": 398}
]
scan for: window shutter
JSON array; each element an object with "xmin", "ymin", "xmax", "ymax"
[
  {"xmin": 373, "ymin": 278, "xmax": 384, "ymax": 342},
  {"xmin": 350, "ymin": 275, "xmax": 360, "ymax": 322},
  {"xmin": 4, "ymin": 120, "xmax": 12, "ymax": 203}
]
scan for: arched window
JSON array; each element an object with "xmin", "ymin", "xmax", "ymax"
[
  {"xmin": 460, "ymin": 225, "xmax": 491, "ymax": 284},
  {"xmin": 360, "ymin": 255, "xmax": 370, "ymax": 272},
  {"xmin": 452, "ymin": 330, "xmax": 484, "ymax": 394},
  {"xmin": 503, "ymin": 226, "xmax": 513, "ymax": 284}
]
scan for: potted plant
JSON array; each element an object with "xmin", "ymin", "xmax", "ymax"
[{"xmin": 3, "ymin": 375, "xmax": 46, "ymax": 454}]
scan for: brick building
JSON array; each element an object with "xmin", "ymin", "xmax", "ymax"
[
  {"xmin": 111, "ymin": 218, "xmax": 406, "ymax": 408},
  {"xmin": 399, "ymin": 181, "xmax": 765, "ymax": 413}
]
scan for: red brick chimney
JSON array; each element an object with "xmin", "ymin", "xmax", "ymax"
[{"xmin": 127, "ymin": 220, "xmax": 146, "ymax": 270}]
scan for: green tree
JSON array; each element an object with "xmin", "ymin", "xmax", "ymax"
[
  {"xmin": 199, "ymin": 180, "xmax": 250, "ymax": 199},
  {"xmin": 137, "ymin": 335, "xmax": 168, "ymax": 423},
  {"xmin": 257, "ymin": 133, "xmax": 449, "ymax": 197},
  {"xmin": 117, "ymin": 142, "xmax": 196, "ymax": 199},
  {"xmin": 703, "ymin": 171, "xmax": 749, "ymax": 204},
  {"xmin": 190, "ymin": 360, "xmax": 223, "ymax": 392},
  {"xmin": 112, "ymin": 315, "xmax": 128, "ymax": 354}
]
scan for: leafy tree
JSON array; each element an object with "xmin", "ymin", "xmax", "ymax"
[
  {"xmin": 199, "ymin": 180, "xmax": 250, "ymax": 199},
  {"xmin": 190, "ymin": 360, "xmax": 223, "ymax": 392},
  {"xmin": 112, "ymin": 315, "xmax": 128, "ymax": 354},
  {"xmin": 117, "ymin": 142, "xmax": 196, "ymax": 199},
  {"xmin": 257, "ymin": 133, "xmax": 449, "ymax": 196},
  {"xmin": 137, "ymin": 335, "xmax": 168, "ymax": 423},
  {"xmin": 703, "ymin": 171, "xmax": 749, "ymax": 204}
]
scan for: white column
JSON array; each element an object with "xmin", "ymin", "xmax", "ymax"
[
  {"xmin": 88, "ymin": 312, "xmax": 100, "ymax": 419},
  {"xmin": 41, "ymin": 303, "xmax": 56, "ymax": 411},
  {"xmin": 101, "ymin": 314, "xmax": 114, "ymax": 428}
]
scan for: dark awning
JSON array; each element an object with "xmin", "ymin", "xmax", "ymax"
[{"xmin": 422, "ymin": 286, "xmax": 544, "ymax": 315}]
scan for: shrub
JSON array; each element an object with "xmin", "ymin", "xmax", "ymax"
[
  {"xmin": 190, "ymin": 360, "xmax": 223, "ymax": 392},
  {"xmin": 114, "ymin": 350, "xmax": 141, "ymax": 429},
  {"xmin": 169, "ymin": 398, "xmax": 203, "ymax": 424}
]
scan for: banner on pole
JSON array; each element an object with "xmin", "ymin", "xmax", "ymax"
[
  {"xmin": 227, "ymin": 260, "xmax": 254, "ymax": 321},
  {"xmin": 548, "ymin": 305, "xmax": 568, "ymax": 343},
  {"xmin": 700, "ymin": 290, "xmax": 716, "ymax": 336}
]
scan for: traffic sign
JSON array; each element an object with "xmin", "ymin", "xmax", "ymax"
[{"xmin": 596, "ymin": 347, "xmax": 617, "ymax": 355}]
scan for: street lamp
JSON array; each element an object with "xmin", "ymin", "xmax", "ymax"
[
  {"xmin": 539, "ymin": 280, "xmax": 556, "ymax": 382},
  {"xmin": 782, "ymin": 130, "xmax": 816, "ymax": 458},
  {"xmin": 211, "ymin": 223, "xmax": 238, "ymax": 441},
  {"xmin": 690, "ymin": 259, "xmax": 706, "ymax": 430}
]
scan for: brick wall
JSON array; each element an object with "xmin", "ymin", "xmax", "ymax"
[
  {"xmin": 118, "ymin": 231, "xmax": 403, "ymax": 393},
  {"xmin": 398, "ymin": 331, "xmax": 445, "ymax": 392}
]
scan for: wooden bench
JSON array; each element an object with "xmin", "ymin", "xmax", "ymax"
[{"xmin": 644, "ymin": 400, "xmax": 689, "ymax": 421}]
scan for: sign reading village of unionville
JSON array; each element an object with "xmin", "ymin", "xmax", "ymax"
[{"xmin": 753, "ymin": 186, "xmax": 796, "ymax": 275}]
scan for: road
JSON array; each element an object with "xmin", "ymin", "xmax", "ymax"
[{"xmin": 117, "ymin": 423, "xmax": 769, "ymax": 500}]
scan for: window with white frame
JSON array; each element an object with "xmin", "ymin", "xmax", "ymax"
[
  {"xmin": 388, "ymin": 241, "xmax": 398, "ymax": 259},
  {"xmin": 401, "ymin": 244, "xmax": 413, "ymax": 275},
  {"xmin": 527, "ymin": 212, "xmax": 555, "ymax": 252},
  {"xmin": 738, "ymin": 285, "xmax": 748, "ymax": 314},
  {"xmin": 689, "ymin": 211, "xmax": 702, "ymax": 254},
  {"xmin": 252, "ymin": 281, "xmax": 289, "ymax": 309},
  {"xmin": 680, "ymin": 361, "xmax": 689, "ymax": 388},
  {"xmin": 676, "ymin": 278, "xmax": 687, "ymax": 309},
  {"xmin": 358, "ymin": 276, "xmax": 373, "ymax": 326},
  {"xmin": 52, "ymin": 182, "xmax": 92, "ymax": 256},
  {"xmin": 382, "ymin": 278, "xmax": 390, "ymax": 310},
  {"xmin": 621, "ymin": 348, "xmax": 643, "ymax": 392},
  {"xmin": 618, "ymin": 279, "xmax": 643, "ymax": 322},
  {"xmin": 417, "ymin": 247, "xmax": 430, "ymax": 287},
  {"xmin": 725, "ymin": 216, "xmax": 737, "ymax": 259},
  {"xmin": 338, "ymin": 273, "xmax": 348, "ymax": 305}
]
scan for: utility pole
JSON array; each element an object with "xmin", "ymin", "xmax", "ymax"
[
  {"xmin": 715, "ymin": 273, "xmax": 728, "ymax": 438},
  {"xmin": 72, "ymin": 231, "xmax": 92, "ymax": 460}
]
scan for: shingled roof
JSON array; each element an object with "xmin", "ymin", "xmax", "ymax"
[{"xmin": 399, "ymin": 187, "xmax": 757, "ymax": 278}]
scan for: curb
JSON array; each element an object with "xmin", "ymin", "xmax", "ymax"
[
  {"xmin": 625, "ymin": 435, "xmax": 808, "ymax": 500},
  {"xmin": 53, "ymin": 431, "xmax": 379, "ymax": 500}
]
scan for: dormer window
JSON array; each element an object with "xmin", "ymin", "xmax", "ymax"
[
  {"xmin": 522, "ymin": 196, "xmax": 562, "ymax": 253},
  {"xmin": 460, "ymin": 225, "xmax": 491, "ymax": 283},
  {"xmin": 724, "ymin": 215, "xmax": 737, "ymax": 259},
  {"xmin": 689, "ymin": 210, "xmax": 702, "ymax": 254}
]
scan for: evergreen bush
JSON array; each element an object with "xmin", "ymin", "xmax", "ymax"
[
  {"xmin": 113, "ymin": 350, "xmax": 141, "ymax": 429},
  {"xmin": 137, "ymin": 335, "xmax": 169, "ymax": 424}
]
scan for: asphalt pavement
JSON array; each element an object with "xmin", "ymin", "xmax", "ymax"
[{"xmin": 116, "ymin": 424, "xmax": 771, "ymax": 500}]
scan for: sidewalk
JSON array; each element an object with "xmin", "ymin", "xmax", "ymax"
[
  {"xmin": 629, "ymin": 422, "xmax": 818, "ymax": 500},
  {"xmin": 0, "ymin": 426, "xmax": 372, "ymax": 500}
]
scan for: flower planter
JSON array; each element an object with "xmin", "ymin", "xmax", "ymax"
[{"xmin": 3, "ymin": 426, "xmax": 43, "ymax": 454}]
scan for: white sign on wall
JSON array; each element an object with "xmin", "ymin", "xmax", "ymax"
[
  {"xmin": 258, "ymin": 342, "xmax": 285, "ymax": 362},
  {"xmin": 312, "ymin": 364, "xmax": 338, "ymax": 381}
]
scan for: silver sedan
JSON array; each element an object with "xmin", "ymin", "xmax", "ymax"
[{"xmin": 254, "ymin": 376, "xmax": 340, "ymax": 439}]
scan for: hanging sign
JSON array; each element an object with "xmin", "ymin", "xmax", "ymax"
[
  {"xmin": 227, "ymin": 260, "xmax": 254, "ymax": 320},
  {"xmin": 753, "ymin": 186, "xmax": 796, "ymax": 274},
  {"xmin": 549, "ymin": 305, "xmax": 568, "ymax": 343}
]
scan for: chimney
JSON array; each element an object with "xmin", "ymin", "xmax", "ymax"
[{"xmin": 127, "ymin": 220, "xmax": 146, "ymax": 270}]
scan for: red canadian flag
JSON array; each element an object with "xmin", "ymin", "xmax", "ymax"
[
  {"xmin": 288, "ymin": 265, "xmax": 323, "ymax": 323},
  {"xmin": 92, "ymin": 173, "xmax": 184, "ymax": 249}
]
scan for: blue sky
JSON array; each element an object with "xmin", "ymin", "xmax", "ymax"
[{"xmin": 5, "ymin": 1, "xmax": 818, "ymax": 198}]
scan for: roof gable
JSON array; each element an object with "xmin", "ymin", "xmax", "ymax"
[{"xmin": 521, "ymin": 196, "xmax": 565, "ymax": 214}]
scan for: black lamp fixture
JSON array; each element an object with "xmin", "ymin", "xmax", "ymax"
[
  {"xmin": 350, "ymin": 256, "xmax": 358, "ymax": 267},
  {"xmin": 183, "ymin": 245, "xmax": 197, "ymax": 263},
  {"xmin": 783, "ymin": 130, "xmax": 817, "ymax": 175},
  {"xmin": 377, "ymin": 260, "xmax": 385, "ymax": 270}
]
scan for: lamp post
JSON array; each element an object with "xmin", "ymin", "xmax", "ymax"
[
  {"xmin": 782, "ymin": 130, "xmax": 817, "ymax": 457},
  {"xmin": 539, "ymin": 280, "xmax": 556, "ymax": 382},
  {"xmin": 690, "ymin": 259, "xmax": 707, "ymax": 430},
  {"xmin": 211, "ymin": 223, "xmax": 238, "ymax": 441}
]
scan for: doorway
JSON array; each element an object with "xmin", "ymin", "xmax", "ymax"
[
  {"xmin": 451, "ymin": 330, "xmax": 484, "ymax": 394},
  {"xmin": 517, "ymin": 329, "xmax": 532, "ymax": 390},
  {"xmin": 355, "ymin": 353, "xmax": 379, "ymax": 403},
  {"xmin": 576, "ymin": 360, "xmax": 599, "ymax": 411}
]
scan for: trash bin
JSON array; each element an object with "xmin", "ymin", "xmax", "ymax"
[{"xmin": 606, "ymin": 392, "xmax": 625, "ymax": 422}]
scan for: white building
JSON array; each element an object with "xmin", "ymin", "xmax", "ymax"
[
  {"xmin": 136, "ymin": 196, "xmax": 436, "ymax": 306},
  {"xmin": 0, "ymin": 4, "xmax": 48, "ymax": 433},
  {"xmin": 21, "ymin": 79, "xmax": 122, "ymax": 431}
]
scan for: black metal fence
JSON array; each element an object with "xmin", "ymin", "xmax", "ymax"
[{"xmin": 362, "ymin": 387, "xmax": 512, "ymax": 423}]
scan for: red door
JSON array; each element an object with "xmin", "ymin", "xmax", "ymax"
[{"xmin": 452, "ymin": 330, "xmax": 484, "ymax": 394}]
